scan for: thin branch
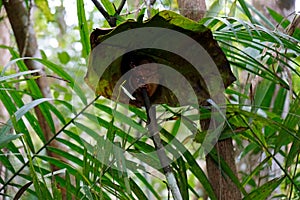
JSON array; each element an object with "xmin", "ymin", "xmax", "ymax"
[
  {"xmin": 141, "ymin": 87, "xmax": 183, "ymax": 200},
  {"xmin": 91, "ymin": 0, "xmax": 109, "ymax": 19},
  {"xmin": 116, "ymin": 0, "xmax": 126, "ymax": 14},
  {"xmin": 91, "ymin": 0, "xmax": 116, "ymax": 27}
]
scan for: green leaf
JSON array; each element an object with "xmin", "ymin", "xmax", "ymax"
[
  {"xmin": 253, "ymin": 79, "xmax": 274, "ymax": 112},
  {"xmin": 5, "ymin": 56, "xmax": 88, "ymax": 105},
  {"xmin": 77, "ymin": 0, "xmax": 90, "ymax": 58},
  {"xmin": 0, "ymin": 69, "xmax": 40, "ymax": 83},
  {"xmin": 37, "ymin": 155, "xmax": 87, "ymax": 182},
  {"xmin": 56, "ymin": 137, "xmax": 83, "ymax": 155},
  {"xmin": 243, "ymin": 177, "xmax": 284, "ymax": 200},
  {"xmin": 24, "ymin": 0, "xmax": 29, "ymax": 9},
  {"xmin": 160, "ymin": 128, "xmax": 218, "ymax": 200},
  {"xmin": 7, "ymin": 142, "xmax": 26, "ymax": 164},
  {"xmin": 46, "ymin": 103, "xmax": 66, "ymax": 124},
  {"xmin": 272, "ymin": 87, "xmax": 286, "ymax": 115},
  {"xmin": 228, "ymin": 0, "xmax": 237, "ymax": 17},
  {"xmin": 47, "ymin": 147, "xmax": 83, "ymax": 166},
  {"xmin": 135, "ymin": 173, "xmax": 160, "ymax": 199},
  {"xmin": 52, "ymin": 178, "xmax": 62, "ymax": 200},
  {"xmin": 129, "ymin": 178, "xmax": 148, "ymax": 199},
  {"xmin": 25, "ymin": 142, "xmax": 44, "ymax": 199},
  {"xmin": 238, "ymin": 0, "xmax": 254, "ymax": 23},
  {"xmin": 82, "ymin": 185, "xmax": 94, "ymax": 200},
  {"xmin": 205, "ymin": 0, "xmax": 223, "ymax": 18},
  {"xmin": 101, "ymin": 0, "xmax": 115, "ymax": 15},
  {"xmin": 63, "ymin": 130, "xmax": 84, "ymax": 146},
  {"xmin": 13, "ymin": 98, "xmax": 53, "ymax": 121},
  {"xmin": 267, "ymin": 8, "xmax": 290, "ymax": 29},
  {"xmin": 276, "ymin": 95, "xmax": 300, "ymax": 153},
  {"xmin": 184, "ymin": 150, "xmax": 217, "ymax": 199},
  {"xmin": 94, "ymin": 103, "xmax": 146, "ymax": 133},
  {"xmin": 114, "ymin": 142, "xmax": 131, "ymax": 194},
  {"xmin": 176, "ymin": 157, "xmax": 188, "ymax": 199},
  {"xmin": 57, "ymin": 51, "xmax": 71, "ymax": 64},
  {"xmin": 0, "ymin": 134, "xmax": 21, "ymax": 149},
  {"xmin": 247, "ymin": 4, "xmax": 274, "ymax": 29},
  {"xmin": 284, "ymin": 95, "xmax": 300, "ymax": 168},
  {"xmin": 34, "ymin": 0, "xmax": 54, "ymax": 21},
  {"xmin": 137, "ymin": 8, "xmax": 146, "ymax": 23},
  {"xmin": 73, "ymin": 121, "xmax": 104, "ymax": 141},
  {"xmin": 65, "ymin": 170, "xmax": 72, "ymax": 200},
  {"xmin": 241, "ymin": 156, "xmax": 270, "ymax": 187},
  {"xmin": 6, "ymin": 53, "xmax": 57, "ymax": 134},
  {"xmin": 285, "ymin": 130, "xmax": 300, "ymax": 169},
  {"xmin": 0, "ymin": 149, "xmax": 16, "ymax": 173},
  {"xmin": 0, "ymin": 88, "xmax": 37, "ymax": 151},
  {"xmin": 150, "ymin": 8, "xmax": 159, "ymax": 16}
]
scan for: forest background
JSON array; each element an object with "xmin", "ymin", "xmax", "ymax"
[{"xmin": 0, "ymin": 0, "xmax": 300, "ymax": 199}]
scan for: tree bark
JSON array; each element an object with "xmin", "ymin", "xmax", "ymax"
[
  {"xmin": 4, "ymin": 0, "xmax": 67, "ymax": 197},
  {"xmin": 206, "ymin": 140, "xmax": 241, "ymax": 199},
  {"xmin": 251, "ymin": 0, "xmax": 295, "ymax": 23},
  {"xmin": 177, "ymin": 0, "xmax": 206, "ymax": 21},
  {"xmin": 177, "ymin": 0, "xmax": 241, "ymax": 199},
  {"xmin": 0, "ymin": 8, "xmax": 10, "ymax": 121},
  {"xmin": 0, "ymin": 8, "xmax": 11, "ymax": 200},
  {"xmin": 4, "ymin": 1, "xmax": 49, "ymax": 98}
]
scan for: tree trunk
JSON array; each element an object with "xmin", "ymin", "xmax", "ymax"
[
  {"xmin": 177, "ymin": 0, "xmax": 206, "ymax": 21},
  {"xmin": 252, "ymin": 0, "xmax": 295, "ymax": 23},
  {"xmin": 177, "ymin": 0, "xmax": 241, "ymax": 199},
  {"xmin": 0, "ymin": 8, "xmax": 10, "ymax": 121},
  {"xmin": 206, "ymin": 140, "xmax": 241, "ymax": 199},
  {"xmin": 0, "ymin": 8, "xmax": 11, "ymax": 200},
  {"xmin": 4, "ymin": 0, "xmax": 67, "ymax": 198}
]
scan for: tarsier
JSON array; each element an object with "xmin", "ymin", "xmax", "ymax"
[
  {"xmin": 121, "ymin": 52, "xmax": 160, "ymax": 105},
  {"xmin": 86, "ymin": 10, "xmax": 236, "ymax": 108}
]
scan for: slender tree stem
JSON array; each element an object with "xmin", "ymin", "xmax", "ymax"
[{"xmin": 141, "ymin": 87, "xmax": 183, "ymax": 200}]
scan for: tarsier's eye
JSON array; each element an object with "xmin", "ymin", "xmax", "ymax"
[{"xmin": 128, "ymin": 64, "xmax": 160, "ymax": 98}]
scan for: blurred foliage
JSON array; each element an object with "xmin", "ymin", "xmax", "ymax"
[{"xmin": 0, "ymin": 0, "xmax": 299, "ymax": 199}]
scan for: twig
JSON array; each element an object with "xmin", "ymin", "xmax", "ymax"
[
  {"xmin": 91, "ymin": 0, "xmax": 116, "ymax": 27},
  {"xmin": 120, "ymin": 8, "xmax": 140, "ymax": 17},
  {"xmin": 43, "ymin": 74, "xmax": 71, "ymax": 83},
  {"xmin": 116, "ymin": 0, "xmax": 126, "ymax": 14},
  {"xmin": 141, "ymin": 87, "xmax": 183, "ymax": 200}
]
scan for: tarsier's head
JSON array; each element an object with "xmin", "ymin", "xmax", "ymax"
[{"xmin": 121, "ymin": 51, "xmax": 160, "ymax": 100}]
